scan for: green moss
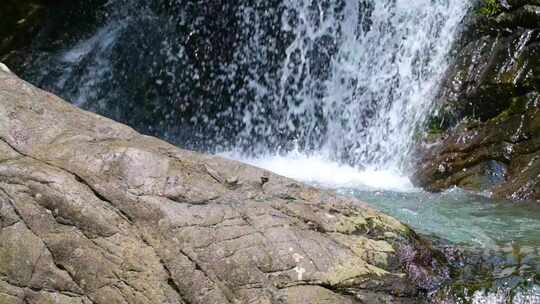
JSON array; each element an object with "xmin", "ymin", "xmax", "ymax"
[
  {"xmin": 489, "ymin": 96, "xmax": 528, "ymax": 123},
  {"xmin": 412, "ymin": 112, "xmax": 446, "ymax": 143},
  {"xmin": 323, "ymin": 257, "xmax": 388, "ymax": 286},
  {"xmin": 478, "ymin": 0, "xmax": 503, "ymax": 16},
  {"xmin": 335, "ymin": 214, "xmax": 367, "ymax": 234},
  {"xmin": 426, "ymin": 115, "xmax": 445, "ymax": 135}
]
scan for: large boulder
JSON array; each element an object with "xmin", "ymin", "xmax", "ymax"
[
  {"xmin": 0, "ymin": 65, "xmax": 448, "ymax": 303},
  {"xmin": 413, "ymin": 0, "xmax": 540, "ymax": 202}
]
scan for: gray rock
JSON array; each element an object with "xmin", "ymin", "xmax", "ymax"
[{"xmin": 0, "ymin": 66, "xmax": 446, "ymax": 303}]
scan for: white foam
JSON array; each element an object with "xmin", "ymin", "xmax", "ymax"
[
  {"xmin": 237, "ymin": 0, "xmax": 472, "ymax": 170},
  {"xmin": 222, "ymin": 151, "xmax": 416, "ymax": 192}
]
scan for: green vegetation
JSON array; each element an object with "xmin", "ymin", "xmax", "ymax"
[
  {"xmin": 478, "ymin": 0, "xmax": 503, "ymax": 16},
  {"xmin": 489, "ymin": 96, "xmax": 528, "ymax": 123},
  {"xmin": 426, "ymin": 115, "xmax": 445, "ymax": 135}
]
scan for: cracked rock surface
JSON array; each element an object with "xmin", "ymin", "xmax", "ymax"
[{"xmin": 0, "ymin": 67, "xmax": 448, "ymax": 303}]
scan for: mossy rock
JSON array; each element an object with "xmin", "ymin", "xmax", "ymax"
[
  {"xmin": 495, "ymin": 5, "xmax": 540, "ymax": 29},
  {"xmin": 489, "ymin": 95, "xmax": 530, "ymax": 123}
]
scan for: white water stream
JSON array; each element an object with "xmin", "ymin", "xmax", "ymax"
[
  {"xmin": 41, "ymin": 0, "xmax": 471, "ymax": 174},
  {"xmin": 236, "ymin": 0, "xmax": 471, "ymax": 171}
]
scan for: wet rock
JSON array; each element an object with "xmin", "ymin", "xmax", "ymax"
[
  {"xmin": 0, "ymin": 66, "xmax": 448, "ymax": 303},
  {"xmin": 507, "ymin": 0, "xmax": 540, "ymax": 8},
  {"xmin": 0, "ymin": 0, "xmax": 46, "ymax": 58},
  {"xmin": 429, "ymin": 240, "xmax": 540, "ymax": 304},
  {"xmin": 414, "ymin": 0, "xmax": 540, "ymax": 202},
  {"xmin": 1, "ymin": 0, "xmax": 109, "ymax": 70},
  {"xmin": 414, "ymin": 97, "xmax": 540, "ymax": 200},
  {"xmin": 495, "ymin": 5, "xmax": 540, "ymax": 29}
]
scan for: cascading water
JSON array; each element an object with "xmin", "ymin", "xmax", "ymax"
[
  {"xmin": 25, "ymin": 0, "xmax": 470, "ymax": 173},
  {"xmin": 14, "ymin": 1, "xmax": 540, "ymax": 303},
  {"xmin": 239, "ymin": 0, "xmax": 471, "ymax": 170}
]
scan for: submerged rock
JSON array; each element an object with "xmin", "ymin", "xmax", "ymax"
[
  {"xmin": 431, "ymin": 242, "xmax": 540, "ymax": 304},
  {"xmin": 0, "ymin": 66, "xmax": 449, "ymax": 303},
  {"xmin": 414, "ymin": 0, "xmax": 540, "ymax": 202}
]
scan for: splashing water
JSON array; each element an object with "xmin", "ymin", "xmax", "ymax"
[
  {"xmin": 26, "ymin": 0, "xmax": 471, "ymax": 172},
  {"xmin": 227, "ymin": 0, "xmax": 472, "ymax": 191},
  {"xmin": 223, "ymin": 149, "xmax": 415, "ymax": 191},
  {"xmin": 236, "ymin": 0, "xmax": 471, "ymax": 170}
]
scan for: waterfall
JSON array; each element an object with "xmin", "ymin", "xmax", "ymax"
[
  {"xmin": 237, "ymin": 0, "xmax": 472, "ymax": 170},
  {"xmin": 24, "ymin": 0, "xmax": 471, "ymax": 172},
  {"xmin": 16, "ymin": 3, "xmax": 540, "ymax": 302}
]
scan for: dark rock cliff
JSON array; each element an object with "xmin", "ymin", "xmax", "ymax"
[
  {"xmin": 0, "ymin": 0, "xmax": 47, "ymax": 58},
  {"xmin": 1, "ymin": 0, "xmax": 107, "ymax": 63},
  {"xmin": 413, "ymin": 0, "xmax": 540, "ymax": 202}
]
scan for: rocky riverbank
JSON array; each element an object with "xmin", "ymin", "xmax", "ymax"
[
  {"xmin": 0, "ymin": 65, "xmax": 452, "ymax": 303},
  {"xmin": 413, "ymin": 0, "xmax": 540, "ymax": 202}
]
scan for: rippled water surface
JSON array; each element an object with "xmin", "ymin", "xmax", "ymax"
[
  {"xmin": 349, "ymin": 190, "xmax": 540, "ymax": 303},
  {"xmin": 343, "ymin": 188, "xmax": 540, "ymax": 249}
]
